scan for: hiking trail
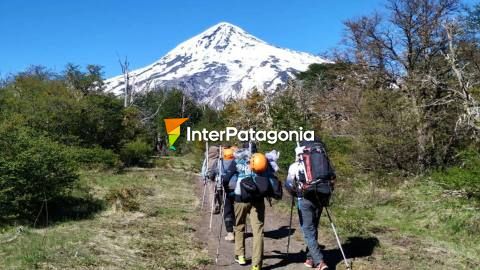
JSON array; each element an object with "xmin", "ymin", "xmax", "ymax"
[{"xmin": 194, "ymin": 176, "xmax": 354, "ymax": 270}]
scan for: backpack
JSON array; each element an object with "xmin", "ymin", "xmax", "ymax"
[
  {"xmin": 234, "ymin": 153, "xmax": 254, "ymax": 202},
  {"xmin": 221, "ymin": 159, "xmax": 238, "ymax": 191},
  {"xmin": 206, "ymin": 145, "xmax": 219, "ymax": 181},
  {"xmin": 264, "ymin": 150, "xmax": 282, "ymax": 200},
  {"xmin": 267, "ymin": 175, "xmax": 283, "ymax": 200},
  {"xmin": 299, "ymin": 140, "xmax": 335, "ymax": 196},
  {"xmin": 234, "ymin": 150, "xmax": 283, "ymax": 202}
]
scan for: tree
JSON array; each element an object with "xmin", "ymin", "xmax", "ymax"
[
  {"xmin": 64, "ymin": 63, "xmax": 104, "ymax": 95},
  {"xmin": 296, "ymin": 63, "xmax": 364, "ymax": 134},
  {"xmin": 222, "ymin": 89, "xmax": 270, "ymax": 130},
  {"xmin": 344, "ymin": 0, "xmax": 470, "ymax": 170}
]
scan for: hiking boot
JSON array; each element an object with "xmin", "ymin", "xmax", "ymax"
[
  {"xmin": 224, "ymin": 232, "xmax": 234, "ymax": 242},
  {"xmin": 251, "ymin": 265, "xmax": 261, "ymax": 270},
  {"xmin": 304, "ymin": 258, "xmax": 314, "ymax": 268},
  {"xmin": 235, "ymin": 255, "xmax": 247, "ymax": 265},
  {"xmin": 315, "ymin": 261, "xmax": 328, "ymax": 270}
]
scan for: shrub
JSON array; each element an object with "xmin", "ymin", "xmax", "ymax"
[
  {"xmin": 0, "ymin": 127, "xmax": 79, "ymax": 219},
  {"xmin": 67, "ymin": 146, "xmax": 120, "ymax": 169},
  {"xmin": 431, "ymin": 150, "xmax": 480, "ymax": 198},
  {"xmin": 120, "ymin": 139, "xmax": 152, "ymax": 167},
  {"xmin": 322, "ymin": 135, "xmax": 356, "ymax": 178},
  {"xmin": 356, "ymin": 89, "xmax": 418, "ymax": 173},
  {"xmin": 105, "ymin": 187, "xmax": 140, "ymax": 212}
]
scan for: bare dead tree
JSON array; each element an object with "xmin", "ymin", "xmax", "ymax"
[
  {"xmin": 118, "ymin": 56, "xmax": 165, "ymax": 124},
  {"xmin": 444, "ymin": 23, "xmax": 480, "ymax": 136},
  {"xmin": 119, "ymin": 57, "xmax": 130, "ymax": 108}
]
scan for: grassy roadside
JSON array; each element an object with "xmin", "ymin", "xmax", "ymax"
[
  {"xmin": 273, "ymin": 174, "xmax": 480, "ymax": 270},
  {"xmin": 0, "ymin": 154, "xmax": 210, "ymax": 269},
  {"xmin": 1, "ymin": 150, "xmax": 478, "ymax": 269}
]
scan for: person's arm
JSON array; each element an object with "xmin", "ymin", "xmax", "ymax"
[{"xmin": 285, "ymin": 164, "xmax": 298, "ymax": 195}]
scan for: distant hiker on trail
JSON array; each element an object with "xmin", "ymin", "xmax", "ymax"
[
  {"xmin": 285, "ymin": 139, "xmax": 336, "ymax": 270},
  {"xmin": 221, "ymin": 146, "xmax": 238, "ymax": 242},
  {"xmin": 233, "ymin": 142, "xmax": 282, "ymax": 270},
  {"xmin": 201, "ymin": 145, "xmax": 222, "ymax": 214}
]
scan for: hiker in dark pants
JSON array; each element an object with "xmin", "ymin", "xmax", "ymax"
[
  {"xmin": 222, "ymin": 147, "xmax": 237, "ymax": 242},
  {"xmin": 285, "ymin": 142, "xmax": 335, "ymax": 270},
  {"xmin": 297, "ymin": 195, "xmax": 330, "ymax": 269}
]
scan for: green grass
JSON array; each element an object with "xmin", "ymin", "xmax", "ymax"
[
  {"xmin": 274, "ymin": 171, "xmax": 480, "ymax": 269},
  {"xmin": 327, "ymin": 175, "xmax": 480, "ymax": 269},
  {"xmin": 0, "ymin": 155, "xmax": 210, "ymax": 269},
  {"xmin": 2, "ymin": 150, "xmax": 479, "ymax": 269}
]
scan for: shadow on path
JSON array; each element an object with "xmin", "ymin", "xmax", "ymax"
[
  {"xmin": 324, "ymin": 236, "xmax": 379, "ymax": 269},
  {"xmin": 263, "ymin": 236, "xmax": 379, "ymax": 270},
  {"xmin": 264, "ymin": 226, "xmax": 296, "ymax": 240},
  {"xmin": 263, "ymin": 250, "xmax": 305, "ymax": 270}
]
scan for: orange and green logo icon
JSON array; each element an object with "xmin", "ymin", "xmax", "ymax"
[{"xmin": 164, "ymin": 118, "xmax": 189, "ymax": 150}]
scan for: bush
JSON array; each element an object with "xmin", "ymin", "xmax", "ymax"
[
  {"xmin": 120, "ymin": 139, "xmax": 152, "ymax": 167},
  {"xmin": 105, "ymin": 187, "xmax": 140, "ymax": 212},
  {"xmin": 0, "ymin": 127, "xmax": 79, "ymax": 219},
  {"xmin": 67, "ymin": 146, "xmax": 120, "ymax": 169},
  {"xmin": 431, "ymin": 150, "xmax": 480, "ymax": 198},
  {"xmin": 322, "ymin": 135, "xmax": 356, "ymax": 178},
  {"xmin": 356, "ymin": 89, "xmax": 418, "ymax": 172}
]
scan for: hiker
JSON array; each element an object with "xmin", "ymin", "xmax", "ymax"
[
  {"xmin": 233, "ymin": 145, "xmax": 281, "ymax": 270},
  {"xmin": 221, "ymin": 146, "xmax": 238, "ymax": 242},
  {"xmin": 201, "ymin": 145, "xmax": 222, "ymax": 214},
  {"xmin": 285, "ymin": 139, "xmax": 336, "ymax": 270}
]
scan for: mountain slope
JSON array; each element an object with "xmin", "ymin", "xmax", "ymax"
[{"xmin": 105, "ymin": 22, "xmax": 329, "ymax": 105}]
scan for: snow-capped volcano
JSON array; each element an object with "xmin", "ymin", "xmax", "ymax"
[{"xmin": 105, "ymin": 22, "xmax": 329, "ymax": 105}]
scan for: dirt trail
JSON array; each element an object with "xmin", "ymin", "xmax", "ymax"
[
  {"xmin": 195, "ymin": 182, "xmax": 304, "ymax": 270},
  {"xmin": 194, "ymin": 178, "xmax": 355, "ymax": 270}
]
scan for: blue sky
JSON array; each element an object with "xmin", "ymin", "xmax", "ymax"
[{"xmin": 0, "ymin": 0, "xmax": 474, "ymax": 78}]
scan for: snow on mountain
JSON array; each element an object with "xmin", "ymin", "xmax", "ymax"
[{"xmin": 105, "ymin": 22, "xmax": 330, "ymax": 106}]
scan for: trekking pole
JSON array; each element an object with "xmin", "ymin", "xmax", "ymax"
[
  {"xmin": 201, "ymin": 142, "xmax": 209, "ymax": 210},
  {"xmin": 209, "ymin": 184, "xmax": 216, "ymax": 231},
  {"xmin": 201, "ymin": 181, "xmax": 207, "ymax": 210},
  {"xmin": 325, "ymin": 207, "xmax": 351, "ymax": 270},
  {"xmin": 215, "ymin": 186, "xmax": 227, "ymax": 264},
  {"xmin": 286, "ymin": 194, "xmax": 294, "ymax": 258}
]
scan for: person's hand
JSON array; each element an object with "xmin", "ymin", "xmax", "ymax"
[{"xmin": 295, "ymin": 146, "xmax": 305, "ymax": 156}]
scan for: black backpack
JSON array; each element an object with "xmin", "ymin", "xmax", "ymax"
[
  {"xmin": 299, "ymin": 140, "xmax": 335, "ymax": 195},
  {"xmin": 268, "ymin": 175, "xmax": 283, "ymax": 200},
  {"xmin": 236, "ymin": 162, "xmax": 283, "ymax": 202}
]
